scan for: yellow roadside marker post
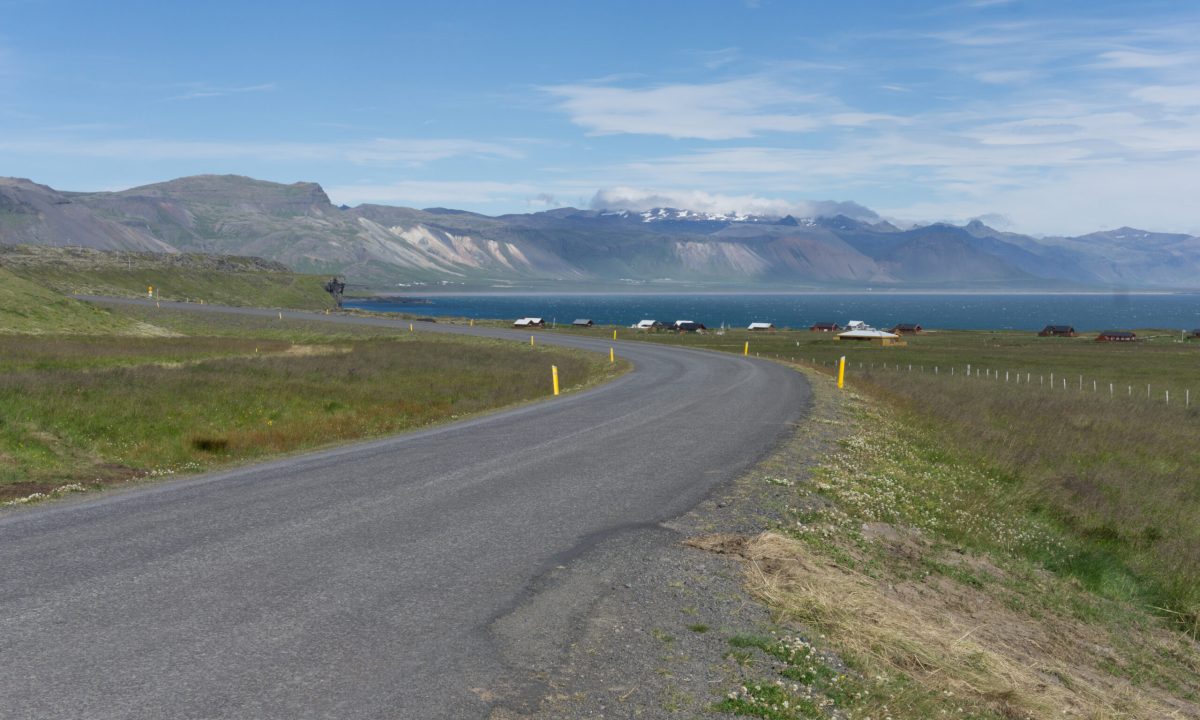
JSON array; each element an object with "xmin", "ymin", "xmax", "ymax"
[
  {"xmin": 470, "ymin": 319, "xmax": 474, "ymax": 327},
  {"xmin": 552, "ymin": 365, "xmax": 560, "ymax": 395},
  {"xmin": 613, "ymin": 329, "xmax": 617, "ymax": 340},
  {"xmin": 530, "ymin": 335, "xmax": 535, "ymax": 347},
  {"xmin": 409, "ymin": 323, "xmax": 414, "ymax": 332},
  {"xmin": 610, "ymin": 347, "xmax": 615, "ymax": 363},
  {"xmin": 743, "ymin": 341, "xmax": 749, "ymax": 356},
  {"xmin": 838, "ymin": 355, "xmax": 846, "ymax": 389}
]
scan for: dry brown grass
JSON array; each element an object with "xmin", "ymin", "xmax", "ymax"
[{"xmin": 695, "ymin": 531, "xmax": 1200, "ymax": 719}]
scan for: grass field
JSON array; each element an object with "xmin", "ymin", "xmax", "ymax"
[{"xmin": 1, "ymin": 307, "xmax": 626, "ymax": 505}]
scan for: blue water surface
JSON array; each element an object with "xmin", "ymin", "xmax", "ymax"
[{"xmin": 345, "ymin": 293, "xmax": 1200, "ymax": 332}]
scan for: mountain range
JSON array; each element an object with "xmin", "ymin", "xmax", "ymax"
[{"xmin": 2, "ymin": 174, "xmax": 1198, "ymax": 291}]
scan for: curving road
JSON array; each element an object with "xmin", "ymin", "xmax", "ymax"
[{"xmin": 0, "ymin": 298, "xmax": 809, "ymax": 719}]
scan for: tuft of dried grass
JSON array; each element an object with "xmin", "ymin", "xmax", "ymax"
[{"xmin": 701, "ymin": 531, "xmax": 1198, "ymax": 719}]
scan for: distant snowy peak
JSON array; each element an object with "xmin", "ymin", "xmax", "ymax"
[{"xmin": 599, "ymin": 207, "xmax": 816, "ymax": 226}]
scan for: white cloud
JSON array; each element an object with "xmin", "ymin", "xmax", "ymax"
[
  {"xmin": 543, "ymin": 78, "xmax": 824, "ymax": 140},
  {"xmin": 588, "ymin": 186, "xmax": 878, "ymax": 220}
]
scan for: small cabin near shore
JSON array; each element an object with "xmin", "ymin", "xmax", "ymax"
[
  {"xmin": 1191, "ymin": 329, "xmax": 1200, "ymax": 339},
  {"xmin": 837, "ymin": 326, "xmax": 904, "ymax": 346},
  {"xmin": 572, "ymin": 319, "xmax": 593, "ymax": 328},
  {"xmin": 513, "ymin": 317, "xmax": 545, "ymax": 328},
  {"xmin": 1096, "ymin": 330, "xmax": 1136, "ymax": 342},
  {"xmin": 889, "ymin": 323, "xmax": 923, "ymax": 335},
  {"xmin": 634, "ymin": 319, "xmax": 662, "ymax": 331},
  {"xmin": 1039, "ymin": 325, "xmax": 1076, "ymax": 337},
  {"xmin": 810, "ymin": 322, "xmax": 841, "ymax": 332},
  {"xmin": 748, "ymin": 322, "xmax": 776, "ymax": 332},
  {"xmin": 672, "ymin": 320, "xmax": 707, "ymax": 333}
]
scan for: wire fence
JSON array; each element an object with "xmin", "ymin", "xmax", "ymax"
[{"xmin": 758, "ymin": 352, "xmax": 1196, "ymax": 410}]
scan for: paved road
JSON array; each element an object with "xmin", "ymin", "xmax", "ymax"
[{"xmin": 0, "ymin": 298, "xmax": 809, "ymax": 719}]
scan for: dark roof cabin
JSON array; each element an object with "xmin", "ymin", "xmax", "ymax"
[
  {"xmin": 1096, "ymin": 330, "xmax": 1136, "ymax": 342},
  {"xmin": 889, "ymin": 323, "xmax": 923, "ymax": 335},
  {"xmin": 810, "ymin": 322, "xmax": 841, "ymax": 332},
  {"xmin": 673, "ymin": 320, "xmax": 706, "ymax": 333},
  {"xmin": 1039, "ymin": 325, "xmax": 1076, "ymax": 337},
  {"xmin": 513, "ymin": 317, "xmax": 545, "ymax": 328},
  {"xmin": 1192, "ymin": 329, "xmax": 1200, "ymax": 338},
  {"xmin": 572, "ymin": 319, "xmax": 593, "ymax": 327}
]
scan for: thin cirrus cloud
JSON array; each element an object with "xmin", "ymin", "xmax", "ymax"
[
  {"xmin": 0, "ymin": 136, "xmax": 522, "ymax": 165},
  {"xmin": 1093, "ymin": 50, "xmax": 1199, "ymax": 69},
  {"xmin": 542, "ymin": 77, "xmax": 828, "ymax": 140},
  {"xmin": 167, "ymin": 83, "xmax": 279, "ymax": 100},
  {"xmin": 1131, "ymin": 85, "xmax": 1200, "ymax": 108},
  {"xmin": 326, "ymin": 180, "xmax": 544, "ymax": 207}
]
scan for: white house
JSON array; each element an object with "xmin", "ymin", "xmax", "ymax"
[
  {"xmin": 513, "ymin": 317, "xmax": 545, "ymax": 328},
  {"xmin": 748, "ymin": 322, "xmax": 775, "ymax": 331},
  {"xmin": 634, "ymin": 319, "xmax": 659, "ymax": 330}
]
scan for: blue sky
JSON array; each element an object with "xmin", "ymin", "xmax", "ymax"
[{"xmin": 1, "ymin": 0, "xmax": 1198, "ymax": 235}]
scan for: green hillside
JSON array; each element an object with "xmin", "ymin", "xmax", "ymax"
[
  {"xmin": 0, "ymin": 266, "xmax": 141, "ymax": 334},
  {"xmin": 0, "ymin": 245, "xmax": 336, "ymax": 310}
]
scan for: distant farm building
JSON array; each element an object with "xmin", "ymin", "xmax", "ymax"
[
  {"xmin": 748, "ymin": 322, "xmax": 776, "ymax": 331},
  {"xmin": 672, "ymin": 320, "xmax": 707, "ymax": 333},
  {"xmin": 634, "ymin": 319, "xmax": 662, "ymax": 331},
  {"xmin": 889, "ymin": 323, "xmax": 923, "ymax": 335},
  {"xmin": 837, "ymin": 326, "xmax": 904, "ymax": 346},
  {"xmin": 572, "ymin": 319, "xmax": 593, "ymax": 327},
  {"xmin": 513, "ymin": 317, "xmax": 545, "ymax": 328},
  {"xmin": 1192, "ymin": 329, "xmax": 1200, "ymax": 339},
  {"xmin": 1039, "ymin": 325, "xmax": 1076, "ymax": 337},
  {"xmin": 810, "ymin": 322, "xmax": 841, "ymax": 332},
  {"xmin": 1096, "ymin": 330, "xmax": 1136, "ymax": 342}
]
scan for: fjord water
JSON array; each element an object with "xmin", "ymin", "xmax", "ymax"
[{"xmin": 346, "ymin": 293, "xmax": 1200, "ymax": 331}]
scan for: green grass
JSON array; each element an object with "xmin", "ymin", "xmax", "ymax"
[{"xmin": 0, "ymin": 323, "xmax": 626, "ymax": 504}]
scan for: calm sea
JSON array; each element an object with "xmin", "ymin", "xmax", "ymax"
[{"xmin": 344, "ymin": 293, "xmax": 1200, "ymax": 332}]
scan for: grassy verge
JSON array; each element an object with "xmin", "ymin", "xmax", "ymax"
[
  {"xmin": 1, "ymin": 311, "xmax": 627, "ymax": 505},
  {"xmin": 700, "ymin": 370, "xmax": 1199, "ymax": 718}
]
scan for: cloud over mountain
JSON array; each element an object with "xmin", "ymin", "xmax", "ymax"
[{"xmin": 589, "ymin": 186, "xmax": 879, "ymax": 221}]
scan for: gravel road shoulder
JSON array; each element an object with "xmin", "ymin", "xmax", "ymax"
[{"xmin": 489, "ymin": 364, "xmax": 843, "ymax": 719}]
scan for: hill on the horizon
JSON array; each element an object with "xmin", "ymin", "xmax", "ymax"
[{"xmin": 3, "ymin": 174, "xmax": 1199, "ymax": 291}]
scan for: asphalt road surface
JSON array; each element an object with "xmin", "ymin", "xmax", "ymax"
[{"xmin": 0, "ymin": 298, "xmax": 810, "ymax": 719}]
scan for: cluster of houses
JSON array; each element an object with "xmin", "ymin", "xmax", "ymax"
[
  {"xmin": 512, "ymin": 316, "xmax": 1197, "ymax": 344},
  {"xmin": 630, "ymin": 319, "xmax": 708, "ymax": 333},
  {"xmin": 512, "ymin": 316, "xmax": 924, "ymax": 342},
  {"xmin": 1038, "ymin": 325, "xmax": 1165, "ymax": 342}
]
